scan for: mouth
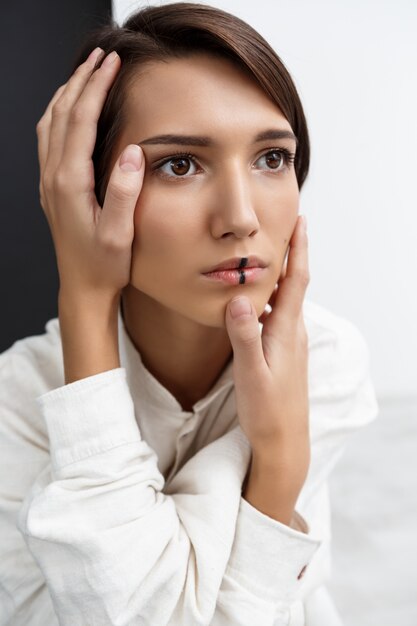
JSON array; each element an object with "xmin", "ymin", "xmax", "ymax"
[
  {"xmin": 202, "ymin": 255, "xmax": 267, "ymax": 273},
  {"xmin": 201, "ymin": 266, "xmax": 266, "ymax": 285}
]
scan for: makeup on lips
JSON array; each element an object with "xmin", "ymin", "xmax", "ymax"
[{"xmin": 201, "ymin": 256, "xmax": 267, "ymax": 285}]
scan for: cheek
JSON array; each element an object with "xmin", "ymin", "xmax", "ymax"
[
  {"xmin": 128, "ymin": 183, "xmax": 209, "ymax": 313},
  {"xmin": 274, "ymin": 172, "xmax": 299, "ymax": 207},
  {"xmin": 132, "ymin": 184, "xmax": 175, "ymax": 250},
  {"xmin": 260, "ymin": 176, "xmax": 299, "ymax": 231},
  {"xmin": 130, "ymin": 183, "xmax": 201, "ymax": 284},
  {"xmin": 259, "ymin": 177, "xmax": 299, "ymax": 276}
]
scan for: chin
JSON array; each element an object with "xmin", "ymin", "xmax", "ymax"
[{"xmin": 189, "ymin": 295, "xmax": 268, "ymax": 328}]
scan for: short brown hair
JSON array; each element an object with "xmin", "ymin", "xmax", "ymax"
[{"xmin": 71, "ymin": 2, "xmax": 310, "ymax": 205}]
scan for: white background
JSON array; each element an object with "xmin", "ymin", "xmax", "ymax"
[
  {"xmin": 112, "ymin": 0, "xmax": 417, "ymax": 402},
  {"xmin": 110, "ymin": 4, "xmax": 417, "ymax": 623}
]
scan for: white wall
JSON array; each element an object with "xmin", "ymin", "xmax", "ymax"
[{"xmin": 112, "ymin": 0, "xmax": 417, "ymax": 400}]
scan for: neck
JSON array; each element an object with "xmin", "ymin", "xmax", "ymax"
[{"xmin": 121, "ymin": 286, "xmax": 233, "ymax": 411}]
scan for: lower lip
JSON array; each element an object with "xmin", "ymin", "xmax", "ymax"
[{"xmin": 201, "ymin": 267, "xmax": 265, "ymax": 285}]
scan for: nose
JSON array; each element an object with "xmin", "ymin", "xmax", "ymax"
[{"xmin": 211, "ymin": 162, "xmax": 260, "ymax": 239}]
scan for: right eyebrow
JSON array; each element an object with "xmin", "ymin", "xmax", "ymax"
[{"xmin": 138, "ymin": 128, "xmax": 298, "ymax": 148}]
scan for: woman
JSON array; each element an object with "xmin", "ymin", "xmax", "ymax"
[{"xmin": 0, "ymin": 3, "xmax": 379, "ymax": 625}]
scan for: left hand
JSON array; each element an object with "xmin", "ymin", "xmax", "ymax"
[{"xmin": 224, "ymin": 215, "xmax": 310, "ymax": 473}]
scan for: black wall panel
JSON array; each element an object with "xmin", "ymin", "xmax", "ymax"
[{"xmin": 0, "ymin": 0, "xmax": 113, "ymax": 352}]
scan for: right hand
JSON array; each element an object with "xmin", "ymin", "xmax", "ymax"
[
  {"xmin": 36, "ymin": 47, "xmax": 145, "ymax": 303},
  {"xmin": 225, "ymin": 216, "xmax": 311, "ymax": 485}
]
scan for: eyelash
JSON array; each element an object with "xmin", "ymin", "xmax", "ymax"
[{"xmin": 150, "ymin": 147, "xmax": 296, "ymax": 180}]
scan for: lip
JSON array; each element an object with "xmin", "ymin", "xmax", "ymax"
[
  {"xmin": 202, "ymin": 255, "xmax": 267, "ymax": 273},
  {"xmin": 201, "ymin": 267, "xmax": 265, "ymax": 285}
]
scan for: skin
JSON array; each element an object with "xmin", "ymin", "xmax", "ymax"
[
  {"xmin": 37, "ymin": 47, "xmax": 311, "ymax": 524},
  {"xmin": 108, "ymin": 54, "xmax": 300, "ymax": 410}
]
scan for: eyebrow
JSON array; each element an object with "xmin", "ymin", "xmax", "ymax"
[{"xmin": 137, "ymin": 129, "xmax": 298, "ymax": 148}]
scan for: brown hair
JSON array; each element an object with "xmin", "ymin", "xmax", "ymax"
[{"xmin": 71, "ymin": 2, "xmax": 310, "ymax": 205}]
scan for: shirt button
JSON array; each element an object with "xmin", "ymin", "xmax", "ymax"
[{"xmin": 297, "ymin": 565, "xmax": 308, "ymax": 580}]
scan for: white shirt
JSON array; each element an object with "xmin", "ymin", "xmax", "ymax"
[{"xmin": 0, "ymin": 298, "xmax": 379, "ymax": 625}]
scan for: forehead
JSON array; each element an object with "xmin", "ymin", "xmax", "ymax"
[{"xmin": 122, "ymin": 54, "xmax": 293, "ymax": 139}]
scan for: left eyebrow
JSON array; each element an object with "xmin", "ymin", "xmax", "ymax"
[{"xmin": 137, "ymin": 128, "xmax": 298, "ymax": 148}]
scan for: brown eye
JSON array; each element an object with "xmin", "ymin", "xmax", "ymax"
[
  {"xmin": 265, "ymin": 151, "xmax": 284, "ymax": 169},
  {"xmin": 155, "ymin": 154, "xmax": 199, "ymax": 179},
  {"xmin": 255, "ymin": 149, "xmax": 293, "ymax": 173},
  {"xmin": 156, "ymin": 155, "xmax": 198, "ymax": 178},
  {"xmin": 170, "ymin": 157, "xmax": 191, "ymax": 175}
]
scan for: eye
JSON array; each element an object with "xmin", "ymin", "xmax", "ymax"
[
  {"xmin": 255, "ymin": 148, "xmax": 295, "ymax": 172},
  {"xmin": 156, "ymin": 154, "xmax": 198, "ymax": 178}
]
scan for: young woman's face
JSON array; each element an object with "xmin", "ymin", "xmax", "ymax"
[{"xmin": 112, "ymin": 53, "xmax": 300, "ymax": 327}]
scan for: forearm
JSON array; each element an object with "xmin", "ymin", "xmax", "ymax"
[
  {"xmin": 242, "ymin": 442, "xmax": 310, "ymax": 527},
  {"xmin": 58, "ymin": 290, "xmax": 121, "ymax": 384}
]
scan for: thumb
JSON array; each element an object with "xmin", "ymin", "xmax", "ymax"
[
  {"xmin": 225, "ymin": 296, "xmax": 266, "ymax": 375},
  {"xmin": 98, "ymin": 144, "xmax": 144, "ymax": 242}
]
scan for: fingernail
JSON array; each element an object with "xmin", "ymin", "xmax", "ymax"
[
  {"xmin": 102, "ymin": 50, "xmax": 119, "ymax": 67},
  {"xmin": 230, "ymin": 297, "xmax": 252, "ymax": 318},
  {"xmin": 87, "ymin": 47, "xmax": 103, "ymax": 63},
  {"xmin": 120, "ymin": 145, "xmax": 142, "ymax": 172}
]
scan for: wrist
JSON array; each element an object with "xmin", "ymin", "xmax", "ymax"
[
  {"xmin": 58, "ymin": 290, "xmax": 121, "ymax": 384},
  {"xmin": 243, "ymin": 463, "xmax": 297, "ymax": 526},
  {"xmin": 242, "ymin": 442, "xmax": 310, "ymax": 526},
  {"xmin": 58, "ymin": 286, "xmax": 121, "ymax": 315},
  {"xmin": 251, "ymin": 432, "xmax": 310, "ymax": 473}
]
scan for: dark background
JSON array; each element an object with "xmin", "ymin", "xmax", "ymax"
[{"xmin": 0, "ymin": 0, "xmax": 112, "ymax": 353}]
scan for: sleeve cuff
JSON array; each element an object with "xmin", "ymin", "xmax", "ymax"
[
  {"xmin": 36, "ymin": 368, "xmax": 141, "ymax": 472},
  {"xmin": 225, "ymin": 496, "xmax": 322, "ymax": 603}
]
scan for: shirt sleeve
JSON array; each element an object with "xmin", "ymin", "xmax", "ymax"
[
  {"xmin": 211, "ymin": 309, "xmax": 380, "ymax": 625},
  {"xmin": 15, "ymin": 368, "xmax": 274, "ymax": 625},
  {"xmin": 16, "ymin": 310, "xmax": 379, "ymax": 626}
]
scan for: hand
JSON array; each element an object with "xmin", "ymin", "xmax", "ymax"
[
  {"xmin": 225, "ymin": 216, "xmax": 310, "ymax": 479},
  {"xmin": 36, "ymin": 47, "xmax": 145, "ymax": 303}
]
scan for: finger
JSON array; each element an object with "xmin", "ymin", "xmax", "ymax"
[
  {"xmin": 258, "ymin": 286, "xmax": 277, "ymax": 325},
  {"xmin": 258, "ymin": 308, "xmax": 269, "ymax": 325},
  {"xmin": 279, "ymin": 254, "xmax": 288, "ymax": 281},
  {"xmin": 46, "ymin": 47, "xmax": 105, "ymax": 169},
  {"xmin": 267, "ymin": 216, "xmax": 309, "ymax": 333},
  {"xmin": 260, "ymin": 251, "xmax": 288, "ymax": 316},
  {"xmin": 60, "ymin": 51, "xmax": 121, "ymax": 174},
  {"xmin": 36, "ymin": 83, "xmax": 67, "ymax": 172},
  {"xmin": 225, "ymin": 295, "xmax": 268, "ymax": 386},
  {"xmin": 267, "ymin": 281, "xmax": 279, "ymax": 307},
  {"xmin": 97, "ymin": 145, "xmax": 145, "ymax": 246}
]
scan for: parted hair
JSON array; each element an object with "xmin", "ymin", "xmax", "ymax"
[{"xmin": 71, "ymin": 2, "xmax": 310, "ymax": 205}]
